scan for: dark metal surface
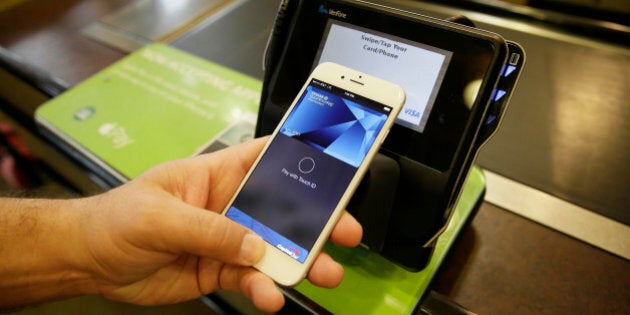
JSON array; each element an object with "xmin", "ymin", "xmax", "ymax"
[
  {"xmin": 171, "ymin": 0, "xmax": 281, "ymax": 80},
  {"xmin": 479, "ymin": 35, "xmax": 630, "ymax": 224},
  {"xmin": 419, "ymin": 0, "xmax": 630, "ymax": 43},
  {"xmin": 383, "ymin": 0, "xmax": 630, "ymax": 225},
  {"xmin": 432, "ymin": 202, "xmax": 630, "ymax": 314}
]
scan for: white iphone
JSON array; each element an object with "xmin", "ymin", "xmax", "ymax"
[{"xmin": 223, "ymin": 62, "xmax": 405, "ymax": 286}]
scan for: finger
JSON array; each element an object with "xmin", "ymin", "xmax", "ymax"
[
  {"xmin": 145, "ymin": 202, "xmax": 266, "ymax": 266},
  {"xmin": 218, "ymin": 265, "xmax": 285, "ymax": 313},
  {"xmin": 196, "ymin": 137, "xmax": 269, "ymax": 211},
  {"xmin": 139, "ymin": 137, "xmax": 269, "ymax": 212},
  {"xmin": 197, "ymin": 136, "xmax": 268, "ymax": 179},
  {"xmin": 307, "ymin": 251, "xmax": 344, "ymax": 288},
  {"xmin": 329, "ymin": 211, "xmax": 363, "ymax": 247},
  {"xmin": 247, "ymin": 272, "xmax": 284, "ymax": 313}
]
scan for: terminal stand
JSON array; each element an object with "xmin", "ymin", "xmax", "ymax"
[{"xmin": 288, "ymin": 167, "xmax": 484, "ymax": 314}]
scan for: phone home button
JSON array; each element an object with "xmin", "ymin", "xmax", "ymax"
[{"xmin": 298, "ymin": 157, "xmax": 315, "ymax": 174}]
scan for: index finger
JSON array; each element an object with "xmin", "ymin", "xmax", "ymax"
[{"xmin": 328, "ymin": 211, "xmax": 362, "ymax": 247}]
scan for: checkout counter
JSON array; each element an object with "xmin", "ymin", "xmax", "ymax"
[{"xmin": 0, "ymin": 0, "xmax": 628, "ymax": 314}]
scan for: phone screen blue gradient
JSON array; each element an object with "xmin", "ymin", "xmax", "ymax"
[
  {"xmin": 226, "ymin": 80, "xmax": 392, "ymax": 263},
  {"xmin": 281, "ymin": 85, "xmax": 388, "ymax": 167}
]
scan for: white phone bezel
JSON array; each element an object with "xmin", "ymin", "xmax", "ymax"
[{"xmin": 224, "ymin": 62, "xmax": 404, "ymax": 286}]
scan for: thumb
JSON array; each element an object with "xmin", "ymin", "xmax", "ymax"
[{"xmin": 145, "ymin": 200, "xmax": 266, "ymax": 265}]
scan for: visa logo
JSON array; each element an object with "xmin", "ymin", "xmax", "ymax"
[{"xmin": 404, "ymin": 108, "xmax": 421, "ymax": 118}]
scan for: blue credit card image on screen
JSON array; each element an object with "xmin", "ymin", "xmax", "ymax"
[{"xmin": 281, "ymin": 84, "xmax": 389, "ymax": 168}]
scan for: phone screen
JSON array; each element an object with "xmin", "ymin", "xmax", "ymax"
[{"xmin": 226, "ymin": 78, "xmax": 394, "ymax": 262}]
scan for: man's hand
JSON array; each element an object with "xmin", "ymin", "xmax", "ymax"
[{"xmin": 76, "ymin": 138, "xmax": 363, "ymax": 312}]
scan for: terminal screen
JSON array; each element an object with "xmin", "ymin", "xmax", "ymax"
[{"xmin": 314, "ymin": 20, "xmax": 452, "ymax": 133}]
